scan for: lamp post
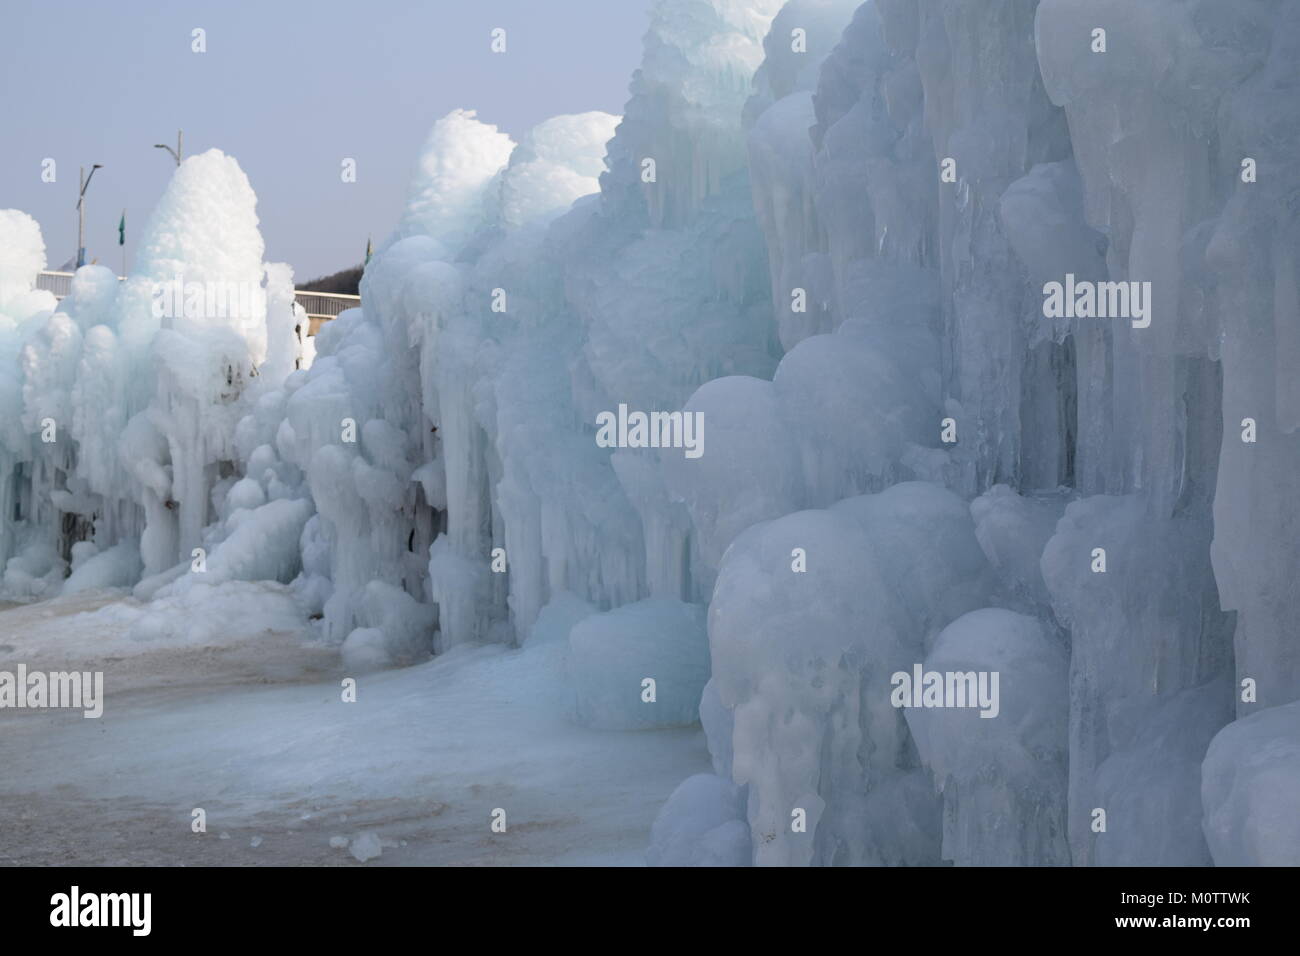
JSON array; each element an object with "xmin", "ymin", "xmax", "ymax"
[
  {"xmin": 76, "ymin": 163, "xmax": 103, "ymax": 269},
  {"xmin": 154, "ymin": 130, "xmax": 183, "ymax": 167}
]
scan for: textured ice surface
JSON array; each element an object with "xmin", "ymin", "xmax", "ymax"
[
  {"xmin": 905, "ymin": 608, "xmax": 1069, "ymax": 865},
  {"xmin": 1041, "ymin": 495, "xmax": 1233, "ymax": 864},
  {"xmin": 970, "ymin": 484, "xmax": 1066, "ymax": 616},
  {"xmin": 1, "ymin": 0, "xmax": 1297, "ymax": 867},
  {"xmin": 0, "ymin": 594, "xmax": 706, "ymax": 866},
  {"xmin": 706, "ymin": 483, "xmax": 998, "ymax": 865},
  {"xmin": 61, "ymin": 541, "xmax": 142, "ymax": 595}
]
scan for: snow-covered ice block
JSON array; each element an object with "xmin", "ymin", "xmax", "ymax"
[
  {"xmin": 662, "ymin": 376, "xmax": 801, "ymax": 571},
  {"xmin": 1092, "ymin": 680, "xmax": 1230, "ymax": 866},
  {"xmin": 709, "ymin": 504, "xmax": 939, "ymax": 866},
  {"xmin": 1202, "ymin": 702, "xmax": 1300, "ymax": 866},
  {"xmin": 568, "ymin": 598, "xmax": 709, "ymax": 730},
  {"xmin": 970, "ymin": 484, "xmax": 1067, "ymax": 615},
  {"xmin": 1042, "ymin": 494, "xmax": 1234, "ymax": 865},
  {"xmin": 2, "ymin": 542, "xmax": 66, "ymax": 601},
  {"xmin": 61, "ymin": 541, "xmax": 142, "ymax": 595},
  {"xmin": 340, "ymin": 580, "xmax": 435, "ymax": 672},
  {"xmin": 646, "ymin": 773, "xmax": 750, "ymax": 867},
  {"xmin": 905, "ymin": 608, "xmax": 1070, "ymax": 865},
  {"xmin": 92, "ymin": 580, "xmax": 307, "ymax": 648},
  {"xmin": 832, "ymin": 482, "xmax": 998, "ymax": 650}
]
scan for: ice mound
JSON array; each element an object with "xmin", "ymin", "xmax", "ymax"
[
  {"xmin": 1091, "ymin": 679, "xmax": 1230, "ymax": 866},
  {"xmin": 662, "ymin": 376, "xmax": 801, "ymax": 570},
  {"xmin": 1202, "ymin": 702, "xmax": 1300, "ymax": 867},
  {"xmin": 497, "ymin": 112, "xmax": 620, "ymax": 229},
  {"xmin": 394, "ymin": 109, "xmax": 516, "ymax": 252},
  {"xmin": 1042, "ymin": 495, "xmax": 1234, "ymax": 865},
  {"xmin": 568, "ymin": 598, "xmax": 709, "ymax": 730},
  {"xmin": 340, "ymin": 580, "xmax": 436, "ymax": 673},
  {"xmin": 707, "ymin": 485, "xmax": 996, "ymax": 866},
  {"xmin": 970, "ymin": 484, "xmax": 1067, "ymax": 615},
  {"xmin": 646, "ymin": 773, "xmax": 750, "ymax": 867},
  {"xmin": 74, "ymin": 579, "xmax": 307, "ymax": 651},
  {"xmin": 905, "ymin": 608, "xmax": 1070, "ymax": 866},
  {"xmin": 830, "ymin": 482, "xmax": 999, "ymax": 648},
  {"xmin": 0, "ymin": 209, "xmax": 53, "ymax": 312},
  {"xmin": 2, "ymin": 541, "xmax": 66, "ymax": 600},
  {"xmin": 61, "ymin": 540, "xmax": 143, "ymax": 595}
]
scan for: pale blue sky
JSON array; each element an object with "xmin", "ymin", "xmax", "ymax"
[{"xmin": 0, "ymin": 0, "xmax": 652, "ymax": 279}]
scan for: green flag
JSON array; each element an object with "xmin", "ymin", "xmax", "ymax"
[
  {"xmin": 364, "ymin": 236, "xmax": 373, "ymax": 266},
  {"xmin": 118, "ymin": 210, "xmax": 125, "ymax": 246}
]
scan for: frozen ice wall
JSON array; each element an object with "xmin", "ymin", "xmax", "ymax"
[
  {"xmin": 0, "ymin": 209, "xmax": 61, "ymax": 589},
  {"xmin": 656, "ymin": 0, "xmax": 1298, "ymax": 866},
  {"xmin": 250, "ymin": 104, "xmax": 654, "ymax": 665},
  {"xmin": 336, "ymin": 0, "xmax": 792, "ymax": 667},
  {"xmin": 1, "ymin": 0, "xmax": 1295, "ymax": 868},
  {"xmin": 213, "ymin": 0, "xmax": 790, "ymax": 731},
  {"xmin": 1030, "ymin": 0, "xmax": 1293, "ymax": 865},
  {"xmin": 602, "ymin": 0, "xmax": 786, "ymax": 229}
]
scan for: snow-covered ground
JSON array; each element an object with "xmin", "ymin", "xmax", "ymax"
[{"xmin": 0, "ymin": 587, "xmax": 707, "ymax": 865}]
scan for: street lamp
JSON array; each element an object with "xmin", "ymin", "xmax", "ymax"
[
  {"xmin": 154, "ymin": 130, "xmax": 183, "ymax": 167},
  {"xmin": 76, "ymin": 163, "xmax": 103, "ymax": 269}
]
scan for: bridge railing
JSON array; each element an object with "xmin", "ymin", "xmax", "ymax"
[
  {"xmin": 34, "ymin": 270, "xmax": 76, "ymax": 298},
  {"xmin": 33, "ymin": 271, "xmax": 359, "ymax": 335},
  {"xmin": 292, "ymin": 290, "xmax": 362, "ymax": 336}
]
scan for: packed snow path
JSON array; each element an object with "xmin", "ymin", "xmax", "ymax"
[{"xmin": 0, "ymin": 589, "xmax": 707, "ymax": 865}]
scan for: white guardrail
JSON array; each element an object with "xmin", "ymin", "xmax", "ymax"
[{"xmin": 34, "ymin": 271, "xmax": 360, "ymax": 334}]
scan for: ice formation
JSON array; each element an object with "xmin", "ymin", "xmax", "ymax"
[
  {"xmin": 1, "ymin": 150, "xmax": 308, "ymax": 593},
  {"xmin": 1, "ymin": 0, "xmax": 1297, "ymax": 866}
]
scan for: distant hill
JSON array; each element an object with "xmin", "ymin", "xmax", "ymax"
[{"xmin": 298, "ymin": 264, "xmax": 362, "ymax": 295}]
